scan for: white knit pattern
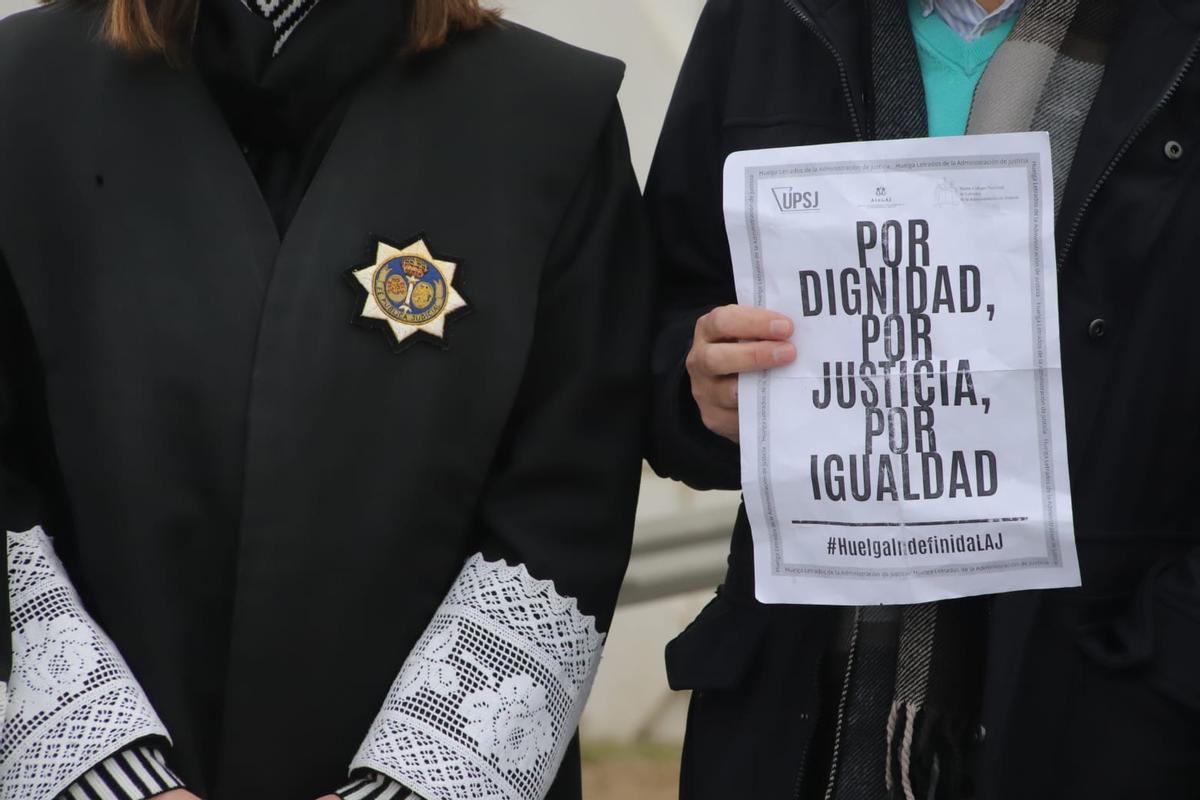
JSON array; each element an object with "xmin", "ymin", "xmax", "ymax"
[
  {"xmin": 352, "ymin": 555, "xmax": 605, "ymax": 800},
  {"xmin": 0, "ymin": 529, "xmax": 168, "ymax": 800}
]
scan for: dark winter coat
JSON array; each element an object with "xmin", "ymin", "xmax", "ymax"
[{"xmin": 647, "ymin": 1, "xmax": 1200, "ymax": 798}]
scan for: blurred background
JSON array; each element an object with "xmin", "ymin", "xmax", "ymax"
[{"xmin": 0, "ymin": 0, "xmax": 739, "ymax": 796}]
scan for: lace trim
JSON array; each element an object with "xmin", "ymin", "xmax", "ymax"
[
  {"xmin": 0, "ymin": 529, "xmax": 169, "ymax": 800},
  {"xmin": 352, "ymin": 555, "xmax": 605, "ymax": 800}
]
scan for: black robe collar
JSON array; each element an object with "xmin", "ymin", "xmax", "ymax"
[
  {"xmin": 193, "ymin": 0, "xmax": 409, "ymax": 232},
  {"xmin": 194, "ymin": 0, "xmax": 408, "ymax": 144}
]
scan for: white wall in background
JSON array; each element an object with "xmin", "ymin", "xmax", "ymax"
[
  {"xmin": 499, "ymin": 0, "xmax": 705, "ymax": 182},
  {"xmin": 0, "ymin": 0, "xmax": 31, "ymax": 17}
]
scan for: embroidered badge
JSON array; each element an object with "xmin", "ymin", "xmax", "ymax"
[{"xmin": 349, "ymin": 237, "xmax": 469, "ymax": 349}]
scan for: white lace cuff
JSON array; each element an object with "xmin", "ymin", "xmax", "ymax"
[
  {"xmin": 351, "ymin": 554, "xmax": 605, "ymax": 800},
  {"xmin": 1, "ymin": 528, "xmax": 170, "ymax": 800}
]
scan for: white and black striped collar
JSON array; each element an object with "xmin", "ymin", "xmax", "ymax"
[{"xmin": 242, "ymin": 0, "xmax": 323, "ymax": 54}]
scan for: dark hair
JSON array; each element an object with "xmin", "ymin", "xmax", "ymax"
[{"xmin": 60, "ymin": 0, "xmax": 500, "ymax": 59}]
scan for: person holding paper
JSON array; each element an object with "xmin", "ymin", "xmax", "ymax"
[
  {"xmin": 0, "ymin": 1, "xmax": 652, "ymax": 799},
  {"xmin": 648, "ymin": 0, "xmax": 1200, "ymax": 799}
]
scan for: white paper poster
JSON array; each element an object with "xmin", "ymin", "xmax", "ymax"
[{"xmin": 725, "ymin": 133, "xmax": 1078, "ymax": 606}]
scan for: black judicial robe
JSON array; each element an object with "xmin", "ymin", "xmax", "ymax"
[{"xmin": 0, "ymin": 4, "xmax": 651, "ymax": 798}]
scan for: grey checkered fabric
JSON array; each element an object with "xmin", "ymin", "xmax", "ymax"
[
  {"xmin": 968, "ymin": 0, "xmax": 1119, "ymax": 210},
  {"xmin": 884, "ymin": 603, "xmax": 940, "ymax": 800},
  {"xmin": 825, "ymin": 2, "xmax": 1119, "ymax": 799},
  {"xmin": 826, "ymin": 607, "xmax": 903, "ymax": 800},
  {"xmin": 869, "ymin": 0, "xmax": 930, "ymax": 142}
]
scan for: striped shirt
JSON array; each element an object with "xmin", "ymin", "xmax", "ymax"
[
  {"xmin": 339, "ymin": 773, "xmax": 420, "ymax": 800},
  {"xmin": 243, "ymin": 0, "xmax": 323, "ymax": 54},
  {"xmin": 57, "ymin": 745, "xmax": 419, "ymax": 800},
  {"xmin": 59, "ymin": 746, "xmax": 183, "ymax": 800},
  {"xmin": 919, "ymin": 0, "xmax": 1025, "ymax": 41}
]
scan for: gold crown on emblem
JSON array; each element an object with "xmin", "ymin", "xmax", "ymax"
[{"xmin": 403, "ymin": 258, "xmax": 429, "ymax": 280}]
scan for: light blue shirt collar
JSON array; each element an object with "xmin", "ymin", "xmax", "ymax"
[{"xmin": 919, "ymin": 0, "xmax": 1025, "ymax": 41}]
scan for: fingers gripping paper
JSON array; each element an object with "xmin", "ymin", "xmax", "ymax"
[{"xmin": 724, "ymin": 133, "xmax": 1079, "ymax": 606}]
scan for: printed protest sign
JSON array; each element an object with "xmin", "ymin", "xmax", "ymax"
[{"xmin": 725, "ymin": 133, "xmax": 1078, "ymax": 605}]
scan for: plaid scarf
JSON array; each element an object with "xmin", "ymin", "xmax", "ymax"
[
  {"xmin": 967, "ymin": 0, "xmax": 1120, "ymax": 209},
  {"xmin": 825, "ymin": 2, "xmax": 1118, "ymax": 799}
]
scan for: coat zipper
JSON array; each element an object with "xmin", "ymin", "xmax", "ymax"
[
  {"xmin": 1058, "ymin": 36, "xmax": 1200, "ymax": 268},
  {"xmin": 792, "ymin": 737, "xmax": 813, "ymax": 800},
  {"xmin": 779, "ymin": 7, "xmax": 861, "ymax": 794},
  {"xmin": 781, "ymin": 0, "xmax": 866, "ymax": 141}
]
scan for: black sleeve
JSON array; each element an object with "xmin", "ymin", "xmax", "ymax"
[
  {"xmin": 349, "ymin": 104, "xmax": 653, "ymax": 800},
  {"xmin": 1145, "ymin": 553, "xmax": 1200, "ymax": 710},
  {"xmin": 2, "ymin": 253, "xmax": 173, "ymax": 795},
  {"xmin": 643, "ymin": 0, "xmax": 742, "ymax": 491},
  {"xmin": 0, "ymin": 247, "xmax": 57, "ymax": 700},
  {"xmin": 1081, "ymin": 551, "xmax": 1200, "ymax": 713},
  {"xmin": 0, "ymin": 249, "xmax": 62, "ymax": 535},
  {"xmin": 470, "ymin": 102, "xmax": 652, "ymax": 630}
]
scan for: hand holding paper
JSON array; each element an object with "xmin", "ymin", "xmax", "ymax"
[
  {"xmin": 724, "ymin": 133, "xmax": 1079, "ymax": 606},
  {"xmin": 685, "ymin": 305, "xmax": 796, "ymax": 442}
]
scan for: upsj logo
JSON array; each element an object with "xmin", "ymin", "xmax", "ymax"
[
  {"xmin": 348, "ymin": 237, "xmax": 469, "ymax": 351},
  {"xmin": 773, "ymin": 186, "xmax": 821, "ymax": 213}
]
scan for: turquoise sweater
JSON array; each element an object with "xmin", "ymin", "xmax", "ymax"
[{"xmin": 908, "ymin": 0, "xmax": 1018, "ymax": 137}]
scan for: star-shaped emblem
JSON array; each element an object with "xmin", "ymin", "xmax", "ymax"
[{"xmin": 350, "ymin": 237, "xmax": 469, "ymax": 349}]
